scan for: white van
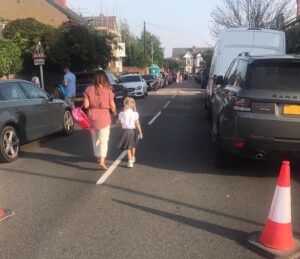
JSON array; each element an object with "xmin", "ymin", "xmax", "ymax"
[{"xmin": 206, "ymin": 28, "xmax": 286, "ymax": 109}]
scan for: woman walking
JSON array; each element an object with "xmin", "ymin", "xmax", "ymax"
[{"xmin": 83, "ymin": 70, "xmax": 116, "ymax": 170}]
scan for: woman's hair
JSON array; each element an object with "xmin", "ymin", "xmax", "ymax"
[
  {"xmin": 94, "ymin": 70, "xmax": 110, "ymax": 90},
  {"xmin": 123, "ymin": 97, "xmax": 136, "ymax": 111}
]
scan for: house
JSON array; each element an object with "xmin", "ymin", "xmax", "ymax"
[
  {"xmin": 0, "ymin": 0, "xmax": 85, "ymax": 29},
  {"xmin": 172, "ymin": 46, "xmax": 205, "ymax": 73},
  {"xmin": 84, "ymin": 14, "xmax": 126, "ymax": 74}
]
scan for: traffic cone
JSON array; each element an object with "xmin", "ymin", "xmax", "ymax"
[
  {"xmin": 259, "ymin": 161, "xmax": 295, "ymax": 250},
  {"xmin": 0, "ymin": 208, "xmax": 14, "ymax": 223}
]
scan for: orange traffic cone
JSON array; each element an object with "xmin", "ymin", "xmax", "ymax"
[
  {"xmin": 259, "ymin": 161, "xmax": 295, "ymax": 250},
  {"xmin": 0, "ymin": 208, "xmax": 14, "ymax": 223}
]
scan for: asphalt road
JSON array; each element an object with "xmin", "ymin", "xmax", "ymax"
[{"xmin": 1, "ymin": 81, "xmax": 300, "ymax": 259}]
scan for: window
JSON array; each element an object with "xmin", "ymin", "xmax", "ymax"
[
  {"xmin": 120, "ymin": 76, "xmax": 141, "ymax": 83},
  {"xmin": 19, "ymin": 82, "xmax": 48, "ymax": 99},
  {"xmin": 225, "ymin": 61, "xmax": 239, "ymax": 86},
  {"xmin": 250, "ymin": 61, "xmax": 300, "ymax": 91},
  {"xmin": 0, "ymin": 83, "xmax": 26, "ymax": 101},
  {"xmin": 234, "ymin": 61, "xmax": 248, "ymax": 87}
]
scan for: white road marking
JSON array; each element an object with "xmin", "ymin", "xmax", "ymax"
[
  {"xmin": 96, "ymin": 151, "xmax": 127, "ymax": 185},
  {"xmin": 148, "ymin": 111, "xmax": 162, "ymax": 125},
  {"xmin": 172, "ymin": 94, "xmax": 176, "ymax": 99},
  {"xmin": 163, "ymin": 101, "xmax": 171, "ymax": 109}
]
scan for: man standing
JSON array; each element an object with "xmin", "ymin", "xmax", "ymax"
[{"xmin": 63, "ymin": 66, "xmax": 76, "ymax": 109}]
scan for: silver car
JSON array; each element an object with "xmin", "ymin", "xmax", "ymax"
[
  {"xmin": 211, "ymin": 54, "xmax": 300, "ymax": 164},
  {"xmin": 0, "ymin": 80, "xmax": 74, "ymax": 162}
]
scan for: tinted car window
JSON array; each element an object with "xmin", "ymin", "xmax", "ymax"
[
  {"xmin": 250, "ymin": 61, "xmax": 300, "ymax": 91},
  {"xmin": 0, "ymin": 83, "xmax": 25, "ymax": 101},
  {"xmin": 120, "ymin": 76, "xmax": 141, "ymax": 83},
  {"xmin": 234, "ymin": 61, "xmax": 248, "ymax": 87},
  {"xmin": 142, "ymin": 75, "xmax": 155, "ymax": 80},
  {"xmin": 225, "ymin": 61, "xmax": 239, "ymax": 85},
  {"xmin": 19, "ymin": 82, "xmax": 48, "ymax": 99}
]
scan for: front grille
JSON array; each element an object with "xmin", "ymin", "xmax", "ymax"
[{"xmin": 127, "ymin": 88, "xmax": 135, "ymax": 92}]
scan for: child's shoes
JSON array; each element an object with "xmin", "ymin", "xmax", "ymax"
[{"xmin": 128, "ymin": 160, "xmax": 134, "ymax": 168}]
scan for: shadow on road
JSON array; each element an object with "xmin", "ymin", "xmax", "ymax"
[{"xmin": 113, "ymin": 199, "xmax": 247, "ymax": 246}]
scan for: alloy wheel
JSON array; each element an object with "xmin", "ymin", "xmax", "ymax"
[{"xmin": 3, "ymin": 128, "xmax": 19, "ymax": 160}]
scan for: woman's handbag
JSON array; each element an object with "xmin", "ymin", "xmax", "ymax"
[{"xmin": 72, "ymin": 107, "xmax": 93, "ymax": 135}]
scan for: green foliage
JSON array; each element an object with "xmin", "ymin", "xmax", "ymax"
[
  {"xmin": 3, "ymin": 18, "xmax": 50, "ymax": 72},
  {"xmin": 0, "ymin": 39, "xmax": 22, "ymax": 77},
  {"xmin": 120, "ymin": 20, "xmax": 164, "ymax": 67},
  {"xmin": 201, "ymin": 48, "xmax": 213, "ymax": 67},
  {"xmin": 163, "ymin": 58, "xmax": 183, "ymax": 71},
  {"xmin": 3, "ymin": 19, "xmax": 113, "ymax": 73},
  {"xmin": 286, "ymin": 25, "xmax": 300, "ymax": 54}
]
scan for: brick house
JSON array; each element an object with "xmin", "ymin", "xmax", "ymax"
[
  {"xmin": 172, "ymin": 46, "xmax": 205, "ymax": 73},
  {"xmin": 0, "ymin": 0, "xmax": 85, "ymax": 29},
  {"xmin": 84, "ymin": 14, "xmax": 126, "ymax": 74}
]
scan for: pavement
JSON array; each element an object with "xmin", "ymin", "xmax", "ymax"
[{"xmin": 1, "ymin": 81, "xmax": 300, "ymax": 258}]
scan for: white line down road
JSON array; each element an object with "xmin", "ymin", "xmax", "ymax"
[
  {"xmin": 96, "ymin": 151, "xmax": 127, "ymax": 185},
  {"xmin": 163, "ymin": 101, "xmax": 171, "ymax": 109},
  {"xmin": 148, "ymin": 111, "xmax": 162, "ymax": 125}
]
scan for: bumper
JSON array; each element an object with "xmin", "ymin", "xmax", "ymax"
[{"xmin": 127, "ymin": 89, "xmax": 144, "ymax": 97}]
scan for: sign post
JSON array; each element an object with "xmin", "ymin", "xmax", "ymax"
[{"xmin": 32, "ymin": 42, "xmax": 46, "ymax": 90}]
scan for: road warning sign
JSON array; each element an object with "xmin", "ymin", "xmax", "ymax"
[{"xmin": 33, "ymin": 42, "xmax": 46, "ymax": 60}]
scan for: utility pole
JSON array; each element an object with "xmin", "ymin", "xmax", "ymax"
[
  {"xmin": 151, "ymin": 41, "xmax": 154, "ymax": 65},
  {"xmin": 144, "ymin": 21, "xmax": 146, "ymax": 66}
]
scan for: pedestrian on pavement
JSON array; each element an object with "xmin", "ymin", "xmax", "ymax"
[
  {"xmin": 31, "ymin": 73, "xmax": 40, "ymax": 87},
  {"xmin": 83, "ymin": 70, "xmax": 117, "ymax": 170},
  {"xmin": 117, "ymin": 97, "xmax": 143, "ymax": 168},
  {"xmin": 63, "ymin": 66, "xmax": 76, "ymax": 109}
]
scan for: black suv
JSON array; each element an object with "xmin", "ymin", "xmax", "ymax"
[
  {"xmin": 75, "ymin": 70, "xmax": 127, "ymax": 107},
  {"xmin": 211, "ymin": 54, "xmax": 300, "ymax": 163},
  {"xmin": 142, "ymin": 74, "xmax": 159, "ymax": 91}
]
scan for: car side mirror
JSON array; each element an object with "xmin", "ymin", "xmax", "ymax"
[{"xmin": 214, "ymin": 75, "xmax": 224, "ymax": 85}]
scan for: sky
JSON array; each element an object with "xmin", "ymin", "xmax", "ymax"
[{"xmin": 68, "ymin": 0, "xmax": 220, "ymax": 57}]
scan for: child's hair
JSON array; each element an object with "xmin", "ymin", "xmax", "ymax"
[{"xmin": 123, "ymin": 97, "xmax": 136, "ymax": 111}]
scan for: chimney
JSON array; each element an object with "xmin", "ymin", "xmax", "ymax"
[
  {"xmin": 54, "ymin": 0, "xmax": 67, "ymax": 9},
  {"xmin": 297, "ymin": 0, "xmax": 300, "ymax": 18}
]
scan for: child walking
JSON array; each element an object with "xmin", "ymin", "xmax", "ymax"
[{"xmin": 117, "ymin": 97, "xmax": 143, "ymax": 168}]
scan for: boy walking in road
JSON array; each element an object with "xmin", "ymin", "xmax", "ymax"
[{"xmin": 64, "ymin": 66, "xmax": 76, "ymax": 109}]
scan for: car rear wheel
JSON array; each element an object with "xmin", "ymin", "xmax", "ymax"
[
  {"xmin": 62, "ymin": 110, "xmax": 74, "ymax": 136},
  {"xmin": 0, "ymin": 126, "xmax": 20, "ymax": 163}
]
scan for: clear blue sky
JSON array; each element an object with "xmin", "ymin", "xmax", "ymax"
[{"xmin": 68, "ymin": 0, "xmax": 220, "ymax": 57}]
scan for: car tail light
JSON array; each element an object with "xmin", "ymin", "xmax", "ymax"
[
  {"xmin": 232, "ymin": 140, "xmax": 246, "ymax": 148},
  {"xmin": 232, "ymin": 97, "xmax": 251, "ymax": 112}
]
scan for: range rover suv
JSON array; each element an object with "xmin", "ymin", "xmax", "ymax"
[{"xmin": 211, "ymin": 54, "xmax": 300, "ymax": 163}]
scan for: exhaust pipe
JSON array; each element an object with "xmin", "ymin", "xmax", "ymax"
[{"xmin": 255, "ymin": 153, "xmax": 265, "ymax": 160}]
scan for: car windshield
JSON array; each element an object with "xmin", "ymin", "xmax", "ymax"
[
  {"xmin": 142, "ymin": 75, "xmax": 155, "ymax": 80},
  {"xmin": 250, "ymin": 61, "xmax": 300, "ymax": 91},
  {"xmin": 120, "ymin": 75, "xmax": 141, "ymax": 83}
]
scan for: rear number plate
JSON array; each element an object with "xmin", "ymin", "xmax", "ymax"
[{"xmin": 283, "ymin": 105, "xmax": 300, "ymax": 115}]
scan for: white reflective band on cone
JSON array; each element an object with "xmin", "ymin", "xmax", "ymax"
[{"xmin": 268, "ymin": 186, "xmax": 291, "ymax": 224}]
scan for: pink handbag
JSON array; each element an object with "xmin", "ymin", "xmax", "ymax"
[{"xmin": 72, "ymin": 107, "xmax": 93, "ymax": 134}]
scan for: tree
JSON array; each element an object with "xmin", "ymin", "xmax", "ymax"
[
  {"xmin": 286, "ymin": 24, "xmax": 300, "ymax": 53},
  {"xmin": 163, "ymin": 58, "xmax": 183, "ymax": 72},
  {"xmin": 211, "ymin": 0, "xmax": 296, "ymax": 36},
  {"xmin": 0, "ymin": 39, "xmax": 22, "ymax": 77},
  {"xmin": 120, "ymin": 20, "xmax": 164, "ymax": 67},
  {"xmin": 3, "ymin": 18, "xmax": 50, "ymax": 72},
  {"xmin": 201, "ymin": 48, "xmax": 213, "ymax": 67}
]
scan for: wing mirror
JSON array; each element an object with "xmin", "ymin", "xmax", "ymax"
[{"xmin": 214, "ymin": 75, "xmax": 224, "ymax": 85}]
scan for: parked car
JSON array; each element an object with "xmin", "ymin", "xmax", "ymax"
[
  {"xmin": 156, "ymin": 74, "xmax": 165, "ymax": 88},
  {"xmin": 210, "ymin": 54, "xmax": 300, "ymax": 164},
  {"xmin": 206, "ymin": 28, "xmax": 286, "ymax": 113},
  {"xmin": 75, "ymin": 70, "xmax": 128, "ymax": 107},
  {"xmin": 0, "ymin": 79, "xmax": 74, "ymax": 162},
  {"xmin": 142, "ymin": 74, "xmax": 159, "ymax": 91},
  {"xmin": 119, "ymin": 74, "xmax": 148, "ymax": 98}
]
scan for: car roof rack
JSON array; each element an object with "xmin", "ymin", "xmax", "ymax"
[{"xmin": 238, "ymin": 52, "xmax": 251, "ymax": 57}]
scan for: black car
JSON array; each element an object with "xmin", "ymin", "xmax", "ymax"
[
  {"xmin": 142, "ymin": 74, "xmax": 159, "ymax": 91},
  {"xmin": 211, "ymin": 54, "xmax": 300, "ymax": 164},
  {"xmin": 0, "ymin": 80, "xmax": 74, "ymax": 162},
  {"xmin": 75, "ymin": 70, "xmax": 128, "ymax": 107}
]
